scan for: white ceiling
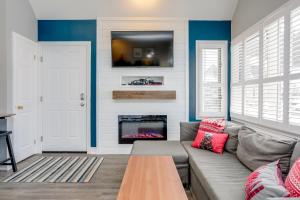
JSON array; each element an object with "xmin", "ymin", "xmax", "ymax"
[{"xmin": 29, "ymin": 0, "xmax": 239, "ymax": 20}]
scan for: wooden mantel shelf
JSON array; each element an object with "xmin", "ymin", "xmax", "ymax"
[{"xmin": 112, "ymin": 90, "xmax": 176, "ymax": 100}]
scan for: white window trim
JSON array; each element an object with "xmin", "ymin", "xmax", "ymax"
[
  {"xmin": 196, "ymin": 40, "xmax": 228, "ymax": 119},
  {"xmin": 231, "ymin": 0, "xmax": 300, "ymax": 136}
]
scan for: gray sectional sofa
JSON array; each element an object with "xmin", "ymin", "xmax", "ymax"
[{"xmin": 131, "ymin": 122, "xmax": 300, "ymax": 200}]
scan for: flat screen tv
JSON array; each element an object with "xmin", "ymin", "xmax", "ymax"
[{"xmin": 111, "ymin": 31, "xmax": 174, "ymax": 68}]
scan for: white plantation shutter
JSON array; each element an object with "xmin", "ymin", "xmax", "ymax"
[
  {"xmin": 290, "ymin": 6, "xmax": 300, "ymax": 74},
  {"xmin": 197, "ymin": 41, "xmax": 227, "ymax": 118},
  {"xmin": 262, "ymin": 82, "xmax": 283, "ymax": 122},
  {"xmin": 202, "ymin": 49, "xmax": 222, "ymax": 83},
  {"xmin": 231, "ymin": 1, "xmax": 300, "ymax": 133},
  {"xmin": 263, "ymin": 17, "xmax": 285, "ymax": 78},
  {"xmin": 202, "ymin": 85, "xmax": 223, "ymax": 113},
  {"xmin": 244, "ymin": 84, "xmax": 259, "ymax": 118},
  {"xmin": 201, "ymin": 49, "xmax": 223, "ymax": 113},
  {"xmin": 232, "ymin": 43, "xmax": 243, "ymax": 83},
  {"xmin": 289, "ymin": 79, "xmax": 300, "ymax": 125},
  {"xmin": 231, "ymin": 86, "xmax": 242, "ymax": 114},
  {"xmin": 245, "ymin": 33, "xmax": 260, "ymax": 80}
]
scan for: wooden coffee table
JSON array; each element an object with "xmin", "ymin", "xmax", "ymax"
[{"xmin": 117, "ymin": 156, "xmax": 188, "ymax": 200}]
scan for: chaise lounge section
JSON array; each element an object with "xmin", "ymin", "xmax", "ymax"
[
  {"xmin": 131, "ymin": 140, "xmax": 189, "ymax": 185},
  {"xmin": 131, "ymin": 122, "xmax": 300, "ymax": 200}
]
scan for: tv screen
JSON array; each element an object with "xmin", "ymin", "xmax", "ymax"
[{"xmin": 111, "ymin": 31, "xmax": 174, "ymax": 68}]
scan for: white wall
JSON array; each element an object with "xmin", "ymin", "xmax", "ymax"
[
  {"xmin": 231, "ymin": 0, "xmax": 289, "ymax": 38},
  {"xmin": 0, "ymin": 0, "xmax": 37, "ymax": 162},
  {"xmin": 0, "ymin": 0, "xmax": 37, "ymax": 113},
  {"xmin": 0, "ymin": 0, "xmax": 7, "ymax": 113},
  {"xmin": 98, "ymin": 18, "xmax": 188, "ymax": 154},
  {"xmin": 5, "ymin": 0, "xmax": 37, "ymax": 112}
]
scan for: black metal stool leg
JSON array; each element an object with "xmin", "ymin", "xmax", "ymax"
[{"xmin": 5, "ymin": 135, "xmax": 17, "ymax": 172}]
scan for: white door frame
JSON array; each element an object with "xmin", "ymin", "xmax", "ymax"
[{"xmin": 38, "ymin": 41, "xmax": 92, "ymax": 153}]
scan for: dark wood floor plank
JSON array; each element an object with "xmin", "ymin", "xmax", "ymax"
[{"xmin": 0, "ymin": 154, "xmax": 194, "ymax": 200}]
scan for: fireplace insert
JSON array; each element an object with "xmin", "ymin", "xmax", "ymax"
[{"xmin": 118, "ymin": 115, "xmax": 167, "ymax": 144}]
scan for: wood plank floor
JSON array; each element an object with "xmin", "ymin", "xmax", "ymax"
[{"xmin": 0, "ymin": 154, "xmax": 194, "ymax": 200}]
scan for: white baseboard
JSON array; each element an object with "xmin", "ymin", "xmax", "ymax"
[
  {"xmin": 0, "ymin": 165, "xmax": 11, "ymax": 171},
  {"xmin": 87, "ymin": 147, "xmax": 98, "ymax": 155}
]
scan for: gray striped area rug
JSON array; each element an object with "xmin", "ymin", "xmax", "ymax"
[{"xmin": 3, "ymin": 156, "xmax": 104, "ymax": 183}]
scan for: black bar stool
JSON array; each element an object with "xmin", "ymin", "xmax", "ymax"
[{"xmin": 0, "ymin": 131, "xmax": 17, "ymax": 172}]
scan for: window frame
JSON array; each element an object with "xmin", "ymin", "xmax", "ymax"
[
  {"xmin": 231, "ymin": 0, "xmax": 300, "ymax": 135},
  {"xmin": 196, "ymin": 40, "xmax": 228, "ymax": 119}
]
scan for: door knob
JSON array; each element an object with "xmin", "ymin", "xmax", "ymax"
[
  {"xmin": 80, "ymin": 93, "xmax": 85, "ymax": 101},
  {"xmin": 17, "ymin": 105, "xmax": 24, "ymax": 110}
]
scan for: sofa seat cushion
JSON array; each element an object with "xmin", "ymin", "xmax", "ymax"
[
  {"xmin": 131, "ymin": 141, "xmax": 188, "ymax": 164},
  {"xmin": 182, "ymin": 141, "xmax": 251, "ymax": 200}
]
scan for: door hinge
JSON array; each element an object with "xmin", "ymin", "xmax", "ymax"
[
  {"xmin": 40, "ymin": 56, "xmax": 43, "ymax": 62},
  {"xmin": 40, "ymin": 96, "xmax": 43, "ymax": 102},
  {"xmin": 34, "ymin": 54, "xmax": 37, "ymax": 61},
  {"xmin": 34, "ymin": 139, "xmax": 36, "ymax": 144},
  {"xmin": 40, "ymin": 136, "xmax": 43, "ymax": 142}
]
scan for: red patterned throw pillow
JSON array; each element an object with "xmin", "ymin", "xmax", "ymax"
[
  {"xmin": 285, "ymin": 158, "xmax": 300, "ymax": 197},
  {"xmin": 199, "ymin": 118, "xmax": 226, "ymax": 133},
  {"xmin": 191, "ymin": 130, "xmax": 228, "ymax": 154},
  {"xmin": 245, "ymin": 161, "xmax": 289, "ymax": 200}
]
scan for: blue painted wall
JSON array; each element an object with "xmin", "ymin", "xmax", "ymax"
[
  {"xmin": 38, "ymin": 20, "xmax": 97, "ymax": 147},
  {"xmin": 189, "ymin": 20, "xmax": 231, "ymax": 121}
]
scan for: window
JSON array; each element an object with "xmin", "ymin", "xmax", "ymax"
[
  {"xmin": 262, "ymin": 17, "xmax": 285, "ymax": 123},
  {"xmin": 231, "ymin": 0, "xmax": 300, "ymax": 134},
  {"xmin": 263, "ymin": 17, "xmax": 284, "ymax": 78},
  {"xmin": 290, "ymin": 6, "xmax": 300, "ymax": 74},
  {"xmin": 245, "ymin": 33, "xmax": 260, "ymax": 81},
  {"xmin": 231, "ymin": 86, "xmax": 243, "ymax": 114},
  {"xmin": 244, "ymin": 84, "xmax": 259, "ymax": 118},
  {"xmin": 232, "ymin": 42, "xmax": 243, "ymax": 83},
  {"xmin": 262, "ymin": 82, "xmax": 283, "ymax": 122},
  {"xmin": 196, "ymin": 41, "xmax": 227, "ymax": 118},
  {"xmin": 289, "ymin": 6, "xmax": 300, "ymax": 126},
  {"xmin": 231, "ymin": 42, "xmax": 244, "ymax": 115},
  {"xmin": 289, "ymin": 79, "xmax": 300, "ymax": 125},
  {"xmin": 243, "ymin": 32, "xmax": 260, "ymax": 119}
]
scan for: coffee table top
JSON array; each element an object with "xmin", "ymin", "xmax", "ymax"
[{"xmin": 117, "ymin": 156, "xmax": 188, "ymax": 200}]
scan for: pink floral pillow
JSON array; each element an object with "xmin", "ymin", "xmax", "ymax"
[
  {"xmin": 285, "ymin": 158, "xmax": 300, "ymax": 197},
  {"xmin": 199, "ymin": 118, "xmax": 226, "ymax": 133},
  {"xmin": 245, "ymin": 161, "xmax": 289, "ymax": 200}
]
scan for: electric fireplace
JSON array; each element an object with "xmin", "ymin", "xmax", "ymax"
[{"xmin": 118, "ymin": 115, "xmax": 167, "ymax": 144}]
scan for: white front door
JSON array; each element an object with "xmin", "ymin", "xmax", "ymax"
[
  {"xmin": 40, "ymin": 42, "xmax": 90, "ymax": 152},
  {"xmin": 12, "ymin": 33, "xmax": 38, "ymax": 162}
]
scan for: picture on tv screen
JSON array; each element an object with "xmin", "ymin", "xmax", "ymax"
[{"xmin": 111, "ymin": 31, "xmax": 174, "ymax": 68}]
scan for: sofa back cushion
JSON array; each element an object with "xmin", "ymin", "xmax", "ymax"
[
  {"xmin": 224, "ymin": 122, "xmax": 244, "ymax": 154},
  {"xmin": 237, "ymin": 127, "xmax": 297, "ymax": 176},
  {"xmin": 180, "ymin": 122, "xmax": 200, "ymax": 141},
  {"xmin": 290, "ymin": 141, "xmax": 300, "ymax": 169},
  {"xmin": 180, "ymin": 121, "xmax": 243, "ymax": 155}
]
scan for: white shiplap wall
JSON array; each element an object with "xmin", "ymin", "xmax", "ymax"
[
  {"xmin": 0, "ymin": 0, "xmax": 6, "ymax": 113},
  {"xmin": 97, "ymin": 18, "xmax": 188, "ymax": 154}
]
